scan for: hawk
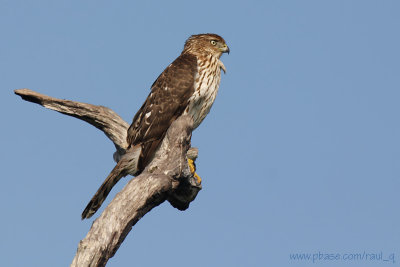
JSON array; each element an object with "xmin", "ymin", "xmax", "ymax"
[{"xmin": 82, "ymin": 33, "xmax": 229, "ymax": 219}]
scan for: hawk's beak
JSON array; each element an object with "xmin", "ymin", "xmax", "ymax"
[{"xmin": 222, "ymin": 44, "xmax": 230, "ymax": 54}]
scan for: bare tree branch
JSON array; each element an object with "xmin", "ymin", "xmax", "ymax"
[
  {"xmin": 71, "ymin": 115, "xmax": 199, "ymax": 267},
  {"xmin": 15, "ymin": 89, "xmax": 201, "ymax": 267},
  {"xmin": 15, "ymin": 88, "xmax": 129, "ymax": 152}
]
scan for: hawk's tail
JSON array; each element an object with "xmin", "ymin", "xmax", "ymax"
[
  {"xmin": 81, "ymin": 146, "xmax": 141, "ymax": 219},
  {"xmin": 81, "ymin": 162, "xmax": 127, "ymax": 219}
]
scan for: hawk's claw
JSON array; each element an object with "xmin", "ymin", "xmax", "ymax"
[
  {"xmin": 194, "ymin": 173, "xmax": 202, "ymax": 184},
  {"xmin": 188, "ymin": 158, "xmax": 201, "ymax": 184}
]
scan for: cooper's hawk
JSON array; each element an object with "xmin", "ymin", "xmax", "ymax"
[{"xmin": 82, "ymin": 33, "xmax": 229, "ymax": 219}]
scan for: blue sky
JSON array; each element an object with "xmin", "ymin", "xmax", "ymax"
[{"xmin": 1, "ymin": 1, "xmax": 399, "ymax": 266}]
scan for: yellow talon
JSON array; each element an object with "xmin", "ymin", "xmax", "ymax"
[
  {"xmin": 188, "ymin": 158, "xmax": 195, "ymax": 173},
  {"xmin": 194, "ymin": 172, "xmax": 202, "ymax": 184},
  {"xmin": 188, "ymin": 158, "xmax": 202, "ymax": 184}
]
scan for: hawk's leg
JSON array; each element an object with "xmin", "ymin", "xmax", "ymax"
[{"xmin": 188, "ymin": 158, "xmax": 201, "ymax": 184}]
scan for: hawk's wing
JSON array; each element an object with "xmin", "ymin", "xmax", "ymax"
[{"xmin": 127, "ymin": 53, "xmax": 197, "ymax": 171}]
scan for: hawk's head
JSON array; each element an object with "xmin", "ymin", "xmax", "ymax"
[{"xmin": 183, "ymin": 33, "xmax": 230, "ymax": 58}]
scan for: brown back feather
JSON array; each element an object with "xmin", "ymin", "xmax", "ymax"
[{"xmin": 127, "ymin": 53, "xmax": 197, "ymax": 172}]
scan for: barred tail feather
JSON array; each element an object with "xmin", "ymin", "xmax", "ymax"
[
  {"xmin": 81, "ymin": 146, "xmax": 141, "ymax": 219},
  {"xmin": 81, "ymin": 164, "xmax": 127, "ymax": 219}
]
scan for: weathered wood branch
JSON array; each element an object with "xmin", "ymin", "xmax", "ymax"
[
  {"xmin": 15, "ymin": 89, "xmax": 202, "ymax": 267},
  {"xmin": 15, "ymin": 88, "xmax": 130, "ymax": 152},
  {"xmin": 71, "ymin": 115, "xmax": 200, "ymax": 267}
]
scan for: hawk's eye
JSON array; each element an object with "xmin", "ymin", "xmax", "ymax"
[{"xmin": 210, "ymin": 40, "xmax": 217, "ymax": 46}]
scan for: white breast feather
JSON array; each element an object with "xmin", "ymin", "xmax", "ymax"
[{"xmin": 184, "ymin": 55, "xmax": 224, "ymax": 129}]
